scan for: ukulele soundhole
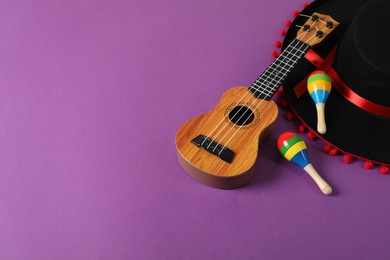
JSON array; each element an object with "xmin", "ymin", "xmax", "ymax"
[{"xmin": 228, "ymin": 106, "xmax": 254, "ymax": 126}]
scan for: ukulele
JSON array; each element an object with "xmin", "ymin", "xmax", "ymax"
[{"xmin": 176, "ymin": 13, "xmax": 339, "ymax": 189}]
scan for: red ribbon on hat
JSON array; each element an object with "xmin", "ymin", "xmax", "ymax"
[{"xmin": 293, "ymin": 46, "xmax": 390, "ymax": 118}]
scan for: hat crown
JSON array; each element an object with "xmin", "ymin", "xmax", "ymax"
[{"xmin": 334, "ymin": 0, "xmax": 390, "ymax": 107}]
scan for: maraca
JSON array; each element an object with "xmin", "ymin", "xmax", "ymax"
[
  {"xmin": 278, "ymin": 132, "xmax": 332, "ymax": 195},
  {"xmin": 307, "ymin": 71, "xmax": 332, "ymax": 134}
]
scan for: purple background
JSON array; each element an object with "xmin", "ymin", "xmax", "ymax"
[{"xmin": 1, "ymin": 0, "xmax": 389, "ymax": 259}]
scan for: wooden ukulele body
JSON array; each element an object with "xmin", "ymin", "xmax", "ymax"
[
  {"xmin": 175, "ymin": 86, "xmax": 278, "ymax": 189},
  {"xmin": 175, "ymin": 13, "xmax": 339, "ymax": 189}
]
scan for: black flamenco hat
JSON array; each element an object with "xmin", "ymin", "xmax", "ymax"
[{"xmin": 282, "ymin": 0, "xmax": 390, "ymax": 166}]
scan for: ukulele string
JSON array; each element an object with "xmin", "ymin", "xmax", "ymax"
[
  {"xmin": 220, "ymin": 29, "xmax": 330, "ymax": 155},
  {"xmin": 209, "ymin": 30, "xmax": 311, "ymax": 152},
  {"xmin": 201, "ymin": 28, "xmax": 311, "ymax": 149},
  {"xmin": 299, "ymin": 14, "xmax": 312, "ymax": 18},
  {"xmin": 215, "ymin": 38, "xmax": 312, "ymax": 153},
  {"xmin": 208, "ymin": 20, "xmax": 316, "ymax": 153},
  {"xmin": 216, "ymin": 18, "xmax": 328, "ymax": 153},
  {"xmin": 207, "ymin": 17, "xmax": 323, "ymax": 147}
]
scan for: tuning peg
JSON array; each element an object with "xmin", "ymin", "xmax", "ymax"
[
  {"xmin": 307, "ymin": 71, "xmax": 332, "ymax": 134},
  {"xmin": 277, "ymin": 132, "xmax": 332, "ymax": 195}
]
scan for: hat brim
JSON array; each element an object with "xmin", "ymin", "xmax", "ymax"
[{"xmin": 282, "ymin": 0, "xmax": 390, "ymax": 165}]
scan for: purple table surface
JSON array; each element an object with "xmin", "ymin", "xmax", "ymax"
[{"xmin": 1, "ymin": 0, "xmax": 389, "ymax": 259}]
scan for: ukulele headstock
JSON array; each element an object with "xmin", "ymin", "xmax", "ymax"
[{"xmin": 296, "ymin": 12, "xmax": 339, "ymax": 47}]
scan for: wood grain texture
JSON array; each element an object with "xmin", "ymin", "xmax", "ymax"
[{"xmin": 176, "ymin": 86, "xmax": 278, "ymax": 189}]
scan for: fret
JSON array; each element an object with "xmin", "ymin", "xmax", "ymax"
[
  {"xmin": 277, "ymin": 56, "xmax": 297, "ymax": 66},
  {"xmin": 284, "ymin": 50, "xmax": 303, "ymax": 60},
  {"xmin": 274, "ymin": 54, "xmax": 298, "ymax": 68},
  {"xmin": 260, "ymin": 71, "xmax": 284, "ymax": 83},
  {"xmin": 261, "ymin": 71, "xmax": 278, "ymax": 80},
  {"xmin": 287, "ymin": 46, "xmax": 305, "ymax": 55},
  {"xmin": 250, "ymin": 83, "xmax": 274, "ymax": 95},
  {"xmin": 254, "ymin": 80, "xmax": 278, "ymax": 91},
  {"xmin": 252, "ymin": 81, "xmax": 278, "ymax": 95},
  {"xmin": 279, "ymin": 54, "xmax": 299, "ymax": 67},
  {"xmin": 268, "ymin": 64, "xmax": 290, "ymax": 75},
  {"xmin": 267, "ymin": 55, "xmax": 295, "ymax": 74},
  {"xmin": 249, "ymin": 89, "xmax": 273, "ymax": 99},
  {"xmin": 249, "ymin": 39, "xmax": 309, "ymax": 100},
  {"xmin": 261, "ymin": 67, "xmax": 287, "ymax": 85},
  {"xmin": 248, "ymin": 92, "xmax": 271, "ymax": 100},
  {"xmin": 255, "ymin": 78, "xmax": 279, "ymax": 91},
  {"xmin": 255, "ymin": 75, "xmax": 280, "ymax": 86},
  {"xmin": 250, "ymin": 81, "xmax": 277, "ymax": 99}
]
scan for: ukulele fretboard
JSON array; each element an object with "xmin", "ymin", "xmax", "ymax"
[{"xmin": 249, "ymin": 39, "xmax": 309, "ymax": 100}]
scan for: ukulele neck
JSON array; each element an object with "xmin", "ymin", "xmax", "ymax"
[{"xmin": 248, "ymin": 39, "xmax": 309, "ymax": 100}]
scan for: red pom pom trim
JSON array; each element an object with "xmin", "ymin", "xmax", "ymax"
[
  {"xmin": 380, "ymin": 166, "xmax": 389, "ymax": 174},
  {"xmin": 364, "ymin": 161, "xmax": 374, "ymax": 169},
  {"xmin": 285, "ymin": 112, "xmax": 295, "ymax": 120},
  {"xmin": 329, "ymin": 148, "xmax": 338, "ymax": 156},
  {"xmin": 302, "ymin": 3, "xmax": 309, "ymax": 8},
  {"xmin": 279, "ymin": 100, "xmax": 288, "ymax": 108},
  {"xmin": 307, "ymin": 131, "xmax": 316, "ymax": 140},
  {"xmin": 298, "ymin": 125, "xmax": 307, "ymax": 133},
  {"xmin": 273, "ymin": 15, "xmax": 389, "ymax": 170},
  {"xmin": 343, "ymin": 155, "xmax": 353, "ymax": 164},
  {"xmin": 322, "ymin": 145, "xmax": 331, "ymax": 153}
]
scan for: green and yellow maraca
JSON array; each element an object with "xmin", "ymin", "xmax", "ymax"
[
  {"xmin": 278, "ymin": 132, "xmax": 332, "ymax": 195},
  {"xmin": 307, "ymin": 71, "xmax": 332, "ymax": 134}
]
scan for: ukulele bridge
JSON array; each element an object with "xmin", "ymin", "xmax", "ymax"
[{"xmin": 191, "ymin": 134, "xmax": 234, "ymax": 163}]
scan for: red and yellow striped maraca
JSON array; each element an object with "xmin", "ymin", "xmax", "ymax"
[
  {"xmin": 278, "ymin": 132, "xmax": 332, "ymax": 195},
  {"xmin": 307, "ymin": 71, "xmax": 332, "ymax": 134}
]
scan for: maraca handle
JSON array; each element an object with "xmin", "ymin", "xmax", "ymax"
[
  {"xmin": 303, "ymin": 163, "xmax": 332, "ymax": 195},
  {"xmin": 315, "ymin": 103, "xmax": 327, "ymax": 134}
]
